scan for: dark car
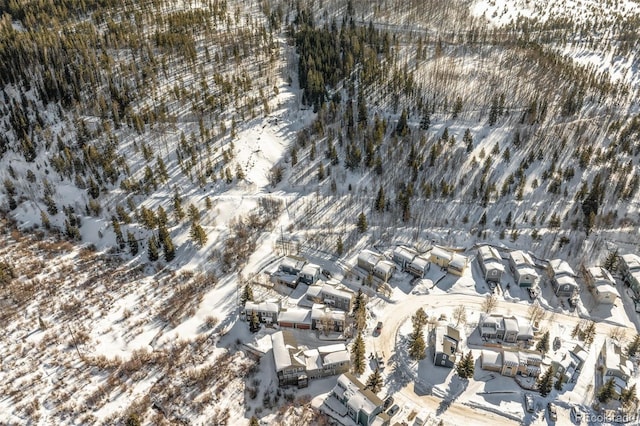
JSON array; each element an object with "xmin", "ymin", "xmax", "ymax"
[
  {"xmin": 383, "ymin": 396, "xmax": 394, "ymax": 410},
  {"xmin": 387, "ymin": 404, "xmax": 400, "ymax": 417},
  {"xmin": 375, "ymin": 321, "xmax": 383, "ymax": 332}
]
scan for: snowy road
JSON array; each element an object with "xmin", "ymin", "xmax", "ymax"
[{"xmin": 376, "ymin": 292, "xmax": 634, "ymax": 425}]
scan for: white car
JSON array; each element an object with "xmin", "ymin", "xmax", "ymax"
[{"xmin": 524, "ymin": 392, "xmax": 535, "ymax": 413}]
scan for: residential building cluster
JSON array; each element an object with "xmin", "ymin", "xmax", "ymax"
[{"xmin": 271, "ymin": 330, "xmax": 350, "ymax": 387}]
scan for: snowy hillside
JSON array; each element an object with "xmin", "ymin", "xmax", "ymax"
[{"xmin": 2, "ymin": 0, "xmax": 640, "ymax": 423}]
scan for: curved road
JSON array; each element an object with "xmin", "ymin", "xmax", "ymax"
[{"xmin": 375, "ymin": 292, "xmax": 634, "ymax": 425}]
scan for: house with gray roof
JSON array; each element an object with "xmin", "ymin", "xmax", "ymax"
[
  {"xmin": 508, "ymin": 250, "xmax": 539, "ymax": 288},
  {"xmin": 477, "ymin": 245, "xmax": 505, "ymax": 283},
  {"xmin": 331, "ymin": 373, "xmax": 389, "ymax": 426}
]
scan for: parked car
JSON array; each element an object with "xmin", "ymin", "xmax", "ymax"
[
  {"xmin": 387, "ymin": 404, "xmax": 400, "ymax": 417},
  {"xmin": 414, "ymin": 409, "xmax": 430, "ymax": 426},
  {"xmin": 383, "ymin": 396, "xmax": 394, "ymax": 410},
  {"xmin": 547, "ymin": 402, "xmax": 558, "ymax": 421},
  {"xmin": 524, "ymin": 393, "xmax": 535, "ymax": 413},
  {"xmin": 553, "ymin": 336, "xmax": 561, "ymax": 351},
  {"xmin": 375, "ymin": 321, "xmax": 383, "ymax": 332},
  {"xmin": 570, "ymin": 406, "xmax": 583, "ymax": 423}
]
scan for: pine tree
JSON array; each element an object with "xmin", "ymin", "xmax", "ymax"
[
  {"xmin": 249, "ymin": 311, "xmax": 260, "ymax": 332},
  {"xmin": 463, "ymin": 128, "xmax": 473, "ymax": 153},
  {"xmin": 291, "ymin": 147, "xmax": 298, "ymax": 166},
  {"xmin": 318, "ymin": 163, "xmax": 325, "ymax": 180},
  {"xmin": 188, "ymin": 204, "xmax": 200, "ymax": 223},
  {"xmin": 412, "ymin": 308, "xmax": 428, "ymax": 328},
  {"xmin": 603, "ymin": 249, "xmax": 619, "ymax": 272},
  {"xmin": 173, "ymin": 189, "xmax": 185, "ymax": 222},
  {"xmin": 163, "ymin": 236, "xmax": 176, "ymax": 262},
  {"xmin": 537, "ymin": 367, "xmax": 554, "ymax": 397},
  {"xmin": 357, "ymin": 212, "xmax": 368, "ymax": 233},
  {"xmin": 190, "ymin": 222, "xmax": 208, "ymax": 248},
  {"xmin": 366, "ymin": 367, "xmax": 383, "ymax": 393},
  {"xmin": 457, "ymin": 351, "xmax": 475, "ymax": 379},
  {"xmin": 336, "ymin": 235, "xmax": 344, "ymax": 256},
  {"xmin": 375, "ymin": 186, "xmax": 385, "ymax": 212},
  {"xmin": 351, "ymin": 332, "xmax": 366, "ymax": 374},
  {"xmin": 420, "ymin": 109, "xmax": 430, "ymax": 130},
  {"xmin": 409, "ymin": 324, "xmax": 426, "ymax": 360},
  {"xmin": 554, "ymin": 375, "xmax": 564, "ymax": 391},
  {"xmin": 157, "ymin": 206, "xmax": 168, "ymax": 227},
  {"xmin": 241, "ymin": 285, "xmax": 254, "ymax": 306},
  {"xmin": 127, "ymin": 231, "xmax": 138, "ymax": 255},
  {"xmin": 621, "ymin": 384, "xmax": 637, "ymax": 407},
  {"xmin": 598, "ymin": 378, "xmax": 616, "ymax": 403},
  {"xmin": 626, "ymin": 334, "xmax": 640, "ymax": 357},
  {"xmin": 396, "ymin": 108, "xmax": 409, "ymax": 136},
  {"xmin": 147, "ymin": 236, "xmax": 159, "ymax": 261},
  {"xmin": 249, "ymin": 416, "xmax": 259, "ymax": 426},
  {"xmin": 536, "ymin": 331, "xmax": 550, "ymax": 354},
  {"xmin": 112, "ymin": 216, "xmax": 125, "ymax": 250}
]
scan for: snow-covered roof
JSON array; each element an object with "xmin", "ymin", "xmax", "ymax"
[
  {"xmin": 299, "ymin": 263, "xmax": 321, "ymax": 276},
  {"xmin": 518, "ymin": 322, "xmax": 534, "ymax": 339},
  {"xmin": 602, "ymin": 338, "xmax": 633, "ymax": 382},
  {"xmin": 358, "ymin": 250, "xmax": 382, "ymax": 267},
  {"xmin": 303, "ymin": 349, "xmax": 322, "ymax": 372},
  {"xmin": 480, "ymin": 314, "xmax": 501, "ymax": 328},
  {"xmin": 311, "ymin": 306, "xmax": 345, "ymax": 322},
  {"xmin": 548, "ymin": 259, "xmax": 576, "ymax": 277},
  {"xmin": 449, "ymin": 254, "xmax": 468, "ymax": 270},
  {"xmin": 430, "ymin": 246, "xmax": 453, "ymax": 261},
  {"xmin": 278, "ymin": 308, "xmax": 311, "ymax": 324},
  {"xmin": 621, "ymin": 253, "xmax": 640, "ymax": 271},
  {"xmin": 434, "ymin": 322, "xmax": 460, "ymax": 353},
  {"xmin": 509, "ymin": 250, "xmax": 535, "ymax": 267},
  {"xmin": 520, "ymin": 352, "xmax": 542, "ymax": 364},
  {"xmin": 478, "ymin": 245, "xmax": 501, "ymax": 262},
  {"xmin": 481, "ymin": 350, "xmax": 502, "ymax": 368},
  {"xmin": 272, "ymin": 272, "xmax": 298, "ymax": 284},
  {"xmin": 318, "ymin": 343, "xmax": 347, "ymax": 354},
  {"xmin": 503, "ymin": 351, "xmax": 519, "ymax": 366},
  {"xmin": 334, "ymin": 373, "xmax": 383, "ymax": 416},
  {"xmin": 280, "ymin": 256, "xmax": 306, "ymax": 272},
  {"xmin": 323, "ymin": 350, "xmax": 350, "ymax": 366},
  {"xmin": 306, "ymin": 285, "xmax": 323, "ymax": 299},
  {"xmin": 483, "ymin": 258, "xmax": 505, "ymax": 272},
  {"xmin": 595, "ymin": 280, "xmax": 620, "ymax": 297},
  {"xmin": 374, "ymin": 260, "xmax": 395, "ymax": 275},
  {"xmin": 245, "ymin": 300, "xmax": 279, "ymax": 314},
  {"xmin": 309, "ymin": 283, "xmax": 354, "ymax": 301},
  {"xmin": 393, "ymin": 246, "xmax": 417, "ymax": 262},
  {"xmin": 517, "ymin": 266, "xmax": 539, "ymax": 279},
  {"xmin": 571, "ymin": 344, "xmax": 588, "ymax": 363},
  {"xmin": 587, "ymin": 266, "xmax": 615, "ymax": 285},
  {"xmin": 272, "ymin": 331, "xmax": 296, "ymax": 372},
  {"xmin": 555, "ymin": 275, "xmax": 579, "ymax": 288},
  {"xmin": 503, "ymin": 317, "xmax": 518, "ymax": 333},
  {"xmin": 410, "ymin": 256, "xmax": 429, "ymax": 271}
]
